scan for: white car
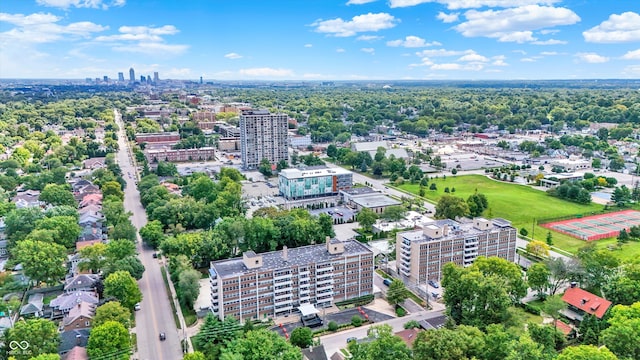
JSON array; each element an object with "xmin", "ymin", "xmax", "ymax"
[{"xmin": 134, "ymin": 303, "xmax": 141, "ymax": 311}]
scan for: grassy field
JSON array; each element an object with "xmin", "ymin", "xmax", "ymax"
[{"xmin": 397, "ymin": 174, "xmax": 640, "ymax": 258}]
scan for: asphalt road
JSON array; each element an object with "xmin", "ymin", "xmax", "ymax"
[{"xmin": 114, "ymin": 110, "xmax": 183, "ymax": 360}]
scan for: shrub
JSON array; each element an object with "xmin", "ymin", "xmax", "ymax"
[
  {"xmin": 351, "ymin": 315, "xmax": 363, "ymax": 327},
  {"xmin": 524, "ymin": 303, "xmax": 541, "ymax": 315},
  {"xmin": 328, "ymin": 321, "xmax": 338, "ymax": 332},
  {"xmin": 396, "ymin": 307, "xmax": 407, "ymax": 317}
]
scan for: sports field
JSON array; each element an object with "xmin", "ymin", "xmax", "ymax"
[{"xmin": 541, "ymin": 210, "xmax": 640, "ymax": 241}]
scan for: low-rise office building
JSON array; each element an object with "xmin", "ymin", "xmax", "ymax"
[
  {"xmin": 279, "ymin": 167, "xmax": 353, "ymax": 200},
  {"xmin": 340, "ymin": 188, "xmax": 401, "ymax": 214},
  {"xmin": 396, "ymin": 218, "xmax": 517, "ymax": 284},
  {"xmin": 209, "ymin": 239, "xmax": 374, "ymax": 321}
]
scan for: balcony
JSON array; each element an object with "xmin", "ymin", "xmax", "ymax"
[
  {"xmin": 274, "ymin": 273, "xmax": 292, "ymax": 281},
  {"xmin": 316, "ymin": 278, "xmax": 334, "ymax": 286},
  {"xmin": 299, "ymin": 282, "xmax": 310, "ymax": 288},
  {"xmin": 274, "ymin": 280, "xmax": 293, "ymax": 287},
  {"xmin": 317, "ymin": 284, "xmax": 334, "ymax": 292},
  {"xmin": 299, "ymin": 270, "xmax": 310, "ymax": 278},
  {"xmin": 316, "ymin": 271, "xmax": 333, "ymax": 279},
  {"xmin": 300, "ymin": 288, "xmax": 310, "ymax": 295},
  {"xmin": 274, "ymin": 293, "xmax": 292, "ymax": 301}
]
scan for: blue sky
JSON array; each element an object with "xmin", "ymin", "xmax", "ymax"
[{"xmin": 1, "ymin": 0, "xmax": 639, "ymax": 80}]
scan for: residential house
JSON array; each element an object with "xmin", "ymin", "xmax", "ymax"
[
  {"xmin": 19, "ymin": 293, "xmax": 44, "ymax": 318},
  {"xmin": 78, "ymin": 212, "xmax": 104, "ymax": 227},
  {"xmin": 58, "ymin": 329, "xmax": 90, "ymax": 357},
  {"xmin": 554, "ymin": 320, "xmax": 576, "ymax": 339},
  {"xmin": 82, "ymin": 157, "xmax": 106, "ymax": 170},
  {"xmin": 78, "ymin": 204, "xmax": 103, "ymax": 218},
  {"xmin": 78, "ymin": 193, "xmax": 102, "ymax": 208},
  {"xmin": 64, "ymin": 274, "xmax": 99, "ymax": 293},
  {"xmin": 160, "ymin": 181, "xmax": 181, "ymax": 195},
  {"xmin": 61, "ymin": 302, "xmax": 95, "ymax": 331},
  {"xmin": 75, "ymin": 239, "xmax": 103, "ymax": 252},
  {"xmin": 62, "ymin": 346, "xmax": 88, "ymax": 360},
  {"xmin": 50, "ymin": 291, "xmax": 99, "ymax": 314},
  {"xmin": 301, "ymin": 345, "xmax": 328, "ymax": 360},
  {"xmin": 561, "ymin": 284, "xmax": 612, "ymax": 321},
  {"xmin": 12, "ymin": 189, "xmax": 43, "ymax": 208}
]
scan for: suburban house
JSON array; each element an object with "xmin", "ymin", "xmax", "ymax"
[
  {"xmin": 561, "ymin": 284, "xmax": 612, "ymax": 321},
  {"xmin": 301, "ymin": 345, "xmax": 328, "ymax": 360},
  {"xmin": 82, "ymin": 157, "xmax": 106, "ymax": 170},
  {"xmin": 50, "ymin": 291, "xmax": 99, "ymax": 314},
  {"xmin": 19, "ymin": 293, "xmax": 44, "ymax": 318},
  {"xmin": 58, "ymin": 329, "xmax": 90, "ymax": 357},
  {"xmin": 62, "ymin": 346, "xmax": 88, "ymax": 360},
  {"xmin": 78, "ymin": 193, "xmax": 102, "ymax": 208},
  {"xmin": 64, "ymin": 274, "xmax": 99, "ymax": 293},
  {"xmin": 61, "ymin": 302, "xmax": 95, "ymax": 331},
  {"xmin": 12, "ymin": 189, "xmax": 43, "ymax": 208}
]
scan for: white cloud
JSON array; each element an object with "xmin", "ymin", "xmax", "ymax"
[
  {"xmin": 415, "ymin": 48, "xmax": 473, "ymax": 57},
  {"xmin": 512, "ymin": 50, "xmax": 527, "ymax": 55},
  {"xmin": 409, "ymin": 57, "xmax": 434, "ymax": 67},
  {"xmin": 531, "ymin": 39, "xmax": 567, "ymax": 45},
  {"xmin": 521, "ymin": 57, "xmax": 536, "ymax": 62},
  {"xmin": 304, "ymin": 43, "xmax": 313, "ymax": 47},
  {"xmin": 622, "ymin": 49, "xmax": 640, "ymax": 60},
  {"xmin": 492, "ymin": 55, "xmax": 508, "ymax": 66},
  {"xmin": 239, "ymin": 67, "xmax": 294, "ymax": 77},
  {"xmin": 623, "ymin": 65, "xmax": 640, "ymax": 75},
  {"xmin": 224, "ymin": 52, "xmax": 242, "ymax": 59},
  {"xmin": 346, "ymin": 0, "xmax": 377, "ymax": 4},
  {"xmin": 92, "ymin": 24, "xmax": 187, "ymax": 56},
  {"xmin": 390, "ymin": 0, "xmax": 560, "ymax": 9},
  {"xmin": 36, "ymin": 0, "xmax": 125, "ymax": 10},
  {"xmin": 311, "ymin": 12, "xmax": 398, "ymax": 37},
  {"xmin": 540, "ymin": 51, "xmax": 558, "ymax": 56},
  {"xmin": 575, "ymin": 52, "xmax": 610, "ymax": 63},
  {"xmin": 583, "ymin": 12, "xmax": 640, "ymax": 43},
  {"xmin": 0, "ymin": 12, "xmax": 107, "ymax": 43},
  {"xmin": 387, "ymin": 35, "xmax": 441, "ymax": 48},
  {"xmin": 430, "ymin": 62, "xmax": 485, "ymax": 71},
  {"xmin": 437, "ymin": 12, "xmax": 459, "ymax": 23},
  {"xmin": 539, "ymin": 29, "xmax": 560, "ymax": 35},
  {"xmin": 458, "ymin": 52, "xmax": 488, "ymax": 62},
  {"xmin": 357, "ymin": 35, "xmax": 383, "ymax": 41},
  {"xmin": 454, "ymin": 5, "xmax": 580, "ymax": 43},
  {"xmin": 361, "ymin": 47, "xmax": 375, "ymax": 54},
  {"xmin": 336, "ymin": 48, "xmax": 346, "ymax": 53},
  {"xmin": 302, "ymin": 73, "xmax": 333, "ymax": 79}
]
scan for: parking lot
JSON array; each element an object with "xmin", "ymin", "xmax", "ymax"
[{"xmin": 309, "ymin": 206, "xmax": 357, "ymax": 223}]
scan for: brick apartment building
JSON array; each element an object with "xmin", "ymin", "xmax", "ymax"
[
  {"xmin": 209, "ymin": 239, "xmax": 374, "ymax": 321},
  {"xmin": 135, "ymin": 132, "xmax": 180, "ymax": 144},
  {"xmin": 145, "ymin": 147, "xmax": 216, "ymax": 163},
  {"xmin": 396, "ymin": 217, "xmax": 517, "ymax": 284}
]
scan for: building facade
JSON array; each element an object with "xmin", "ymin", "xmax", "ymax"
[
  {"xmin": 135, "ymin": 132, "xmax": 180, "ymax": 144},
  {"xmin": 145, "ymin": 147, "xmax": 216, "ymax": 163},
  {"xmin": 209, "ymin": 239, "xmax": 374, "ymax": 321},
  {"xmin": 240, "ymin": 109, "xmax": 288, "ymax": 169},
  {"xmin": 279, "ymin": 167, "xmax": 353, "ymax": 200},
  {"xmin": 396, "ymin": 218, "xmax": 517, "ymax": 284}
]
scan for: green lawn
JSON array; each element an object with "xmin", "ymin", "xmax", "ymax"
[{"xmin": 397, "ymin": 175, "xmax": 634, "ymax": 256}]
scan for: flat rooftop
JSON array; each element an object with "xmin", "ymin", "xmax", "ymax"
[
  {"xmin": 400, "ymin": 218, "xmax": 514, "ymax": 243},
  {"xmin": 210, "ymin": 240, "xmax": 373, "ymax": 279},
  {"xmin": 351, "ymin": 194, "xmax": 401, "ymax": 208},
  {"xmin": 279, "ymin": 167, "xmax": 352, "ymax": 179}
]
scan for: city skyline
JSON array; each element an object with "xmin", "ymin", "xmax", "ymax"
[{"xmin": 1, "ymin": 0, "xmax": 639, "ymax": 80}]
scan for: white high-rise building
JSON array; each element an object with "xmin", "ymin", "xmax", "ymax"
[{"xmin": 240, "ymin": 109, "xmax": 288, "ymax": 170}]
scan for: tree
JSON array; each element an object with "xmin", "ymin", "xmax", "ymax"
[
  {"xmin": 579, "ymin": 314, "xmax": 603, "ymax": 345},
  {"xmin": 435, "ymin": 195, "xmax": 469, "ymax": 220},
  {"xmin": 349, "ymin": 324, "xmax": 412, "ymax": 360},
  {"xmin": 195, "ymin": 315, "xmax": 242, "ymax": 359},
  {"xmin": 505, "ymin": 334, "xmax": 547, "ymax": 360},
  {"xmin": 110, "ymin": 220, "xmax": 137, "ymax": 242},
  {"xmin": 611, "ymin": 185, "xmax": 631, "ymax": 207},
  {"xmin": 258, "ymin": 158, "xmax": 273, "ymax": 177},
  {"xmin": 577, "ymin": 245, "xmax": 619, "ymax": 295},
  {"xmin": 39, "ymin": 184, "xmax": 76, "ymax": 207},
  {"xmin": 541, "ymin": 295, "xmax": 567, "ymax": 331},
  {"xmin": 87, "ymin": 321, "xmax": 130, "ymax": 360},
  {"xmin": 357, "ymin": 208, "xmax": 378, "ymax": 230},
  {"xmin": 451, "ymin": 168, "xmax": 458, "ymax": 175},
  {"xmin": 467, "ymin": 193, "xmax": 489, "ymax": 218},
  {"xmin": 317, "ymin": 213, "xmax": 335, "ymax": 237},
  {"xmin": 4, "ymin": 206, "xmax": 44, "ymax": 245},
  {"xmin": 79, "ymin": 242, "xmax": 107, "ymax": 273},
  {"xmin": 27, "ymin": 354, "xmax": 61, "ymax": 360},
  {"xmin": 177, "ymin": 268, "xmax": 201, "ymax": 309},
  {"xmin": 352, "ymin": 315, "xmax": 363, "ymax": 327},
  {"xmin": 102, "ymin": 181, "xmax": 124, "ymax": 200},
  {"xmin": 381, "ymin": 206, "xmax": 406, "ymax": 222},
  {"xmin": 93, "ymin": 301, "xmax": 131, "ymax": 329},
  {"xmin": 326, "ymin": 144, "xmax": 338, "ymax": 158},
  {"xmin": 386, "ymin": 279, "xmax": 409, "ymax": 306},
  {"xmin": 601, "ymin": 302, "xmax": 640, "ymax": 359},
  {"xmin": 617, "ymin": 228, "xmax": 630, "ymax": 244},
  {"xmin": 527, "ymin": 263, "xmax": 551, "ymax": 299},
  {"xmin": 472, "ymin": 256, "xmax": 527, "ymax": 303},
  {"xmin": 220, "ymin": 329, "xmax": 302, "ymax": 360},
  {"xmin": 104, "ymin": 256, "xmax": 145, "ymax": 280},
  {"xmin": 412, "ymin": 325, "xmax": 485, "ymax": 360},
  {"xmin": 528, "ymin": 323, "xmax": 566, "ymax": 354},
  {"xmin": 183, "ymin": 352, "xmax": 207, "ymax": 360},
  {"xmin": 525, "ymin": 241, "xmax": 550, "ymax": 258},
  {"xmin": 545, "ymin": 257, "xmax": 576, "ymax": 296},
  {"xmin": 603, "ymin": 263, "xmax": 640, "ymax": 306},
  {"xmin": 557, "ymin": 345, "xmax": 618, "ymax": 360},
  {"xmin": 289, "ymin": 327, "xmax": 313, "ymax": 348},
  {"xmin": 546, "ymin": 231, "xmax": 553, "ymax": 245},
  {"xmin": 104, "ymin": 271, "xmax": 142, "ymax": 309},
  {"xmin": 12, "ymin": 239, "xmax": 67, "ymax": 285},
  {"xmin": 520, "ymin": 228, "xmax": 529, "ymax": 237},
  {"xmin": 35, "ymin": 216, "xmax": 81, "ymax": 249},
  {"xmin": 3, "ymin": 318, "xmax": 59, "ymax": 360}
]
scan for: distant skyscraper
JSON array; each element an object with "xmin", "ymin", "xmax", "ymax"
[
  {"xmin": 240, "ymin": 109, "xmax": 289, "ymax": 170},
  {"xmin": 129, "ymin": 68, "xmax": 135, "ymax": 83},
  {"xmin": 200, "ymin": 76, "xmax": 203, "ymax": 84},
  {"xmin": 103, "ymin": 75, "xmax": 109, "ymax": 83},
  {"xmin": 153, "ymin": 72, "xmax": 159, "ymax": 83},
  {"xmin": 118, "ymin": 72, "xmax": 124, "ymax": 82},
  {"xmin": 147, "ymin": 75, "xmax": 152, "ymax": 83}
]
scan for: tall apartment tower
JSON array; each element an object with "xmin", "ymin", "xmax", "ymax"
[
  {"xmin": 240, "ymin": 109, "xmax": 288, "ymax": 170},
  {"xmin": 396, "ymin": 218, "xmax": 517, "ymax": 284},
  {"xmin": 118, "ymin": 72, "xmax": 124, "ymax": 82},
  {"xmin": 153, "ymin": 72, "xmax": 159, "ymax": 83},
  {"xmin": 129, "ymin": 68, "xmax": 135, "ymax": 83}
]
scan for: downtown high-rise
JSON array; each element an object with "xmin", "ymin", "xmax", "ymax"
[{"xmin": 239, "ymin": 109, "xmax": 288, "ymax": 170}]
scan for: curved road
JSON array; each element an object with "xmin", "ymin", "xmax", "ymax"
[{"xmin": 114, "ymin": 110, "xmax": 183, "ymax": 360}]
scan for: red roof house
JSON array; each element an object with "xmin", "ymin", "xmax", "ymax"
[
  {"xmin": 554, "ymin": 320, "xmax": 574, "ymax": 337},
  {"xmin": 561, "ymin": 286, "xmax": 612, "ymax": 319},
  {"xmin": 394, "ymin": 328, "xmax": 421, "ymax": 348}
]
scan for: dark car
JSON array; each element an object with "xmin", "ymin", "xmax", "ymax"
[
  {"xmin": 152, "ymin": 253, "xmax": 158, "ymax": 259},
  {"xmin": 159, "ymin": 332, "xmax": 166, "ymax": 341},
  {"xmin": 383, "ymin": 278, "xmax": 392, "ymax": 286},
  {"xmin": 346, "ymin": 337, "xmax": 357, "ymax": 344},
  {"xmin": 428, "ymin": 280, "xmax": 439, "ymax": 288}
]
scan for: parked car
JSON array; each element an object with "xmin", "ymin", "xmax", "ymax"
[
  {"xmin": 134, "ymin": 303, "xmax": 141, "ymax": 311},
  {"xmin": 346, "ymin": 337, "xmax": 357, "ymax": 344},
  {"xmin": 152, "ymin": 253, "xmax": 158, "ymax": 259},
  {"xmin": 428, "ymin": 280, "xmax": 439, "ymax": 288},
  {"xmin": 159, "ymin": 332, "xmax": 166, "ymax": 341},
  {"xmin": 383, "ymin": 278, "xmax": 392, "ymax": 286}
]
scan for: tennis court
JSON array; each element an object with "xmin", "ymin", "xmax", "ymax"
[{"xmin": 541, "ymin": 210, "xmax": 640, "ymax": 241}]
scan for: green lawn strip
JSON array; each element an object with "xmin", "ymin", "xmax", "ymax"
[
  {"xmin": 182, "ymin": 306, "xmax": 198, "ymax": 327},
  {"xmin": 397, "ymin": 175, "xmax": 640, "ymax": 257},
  {"xmin": 160, "ymin": 267, "xmax": 181, "ymax": 329}
]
